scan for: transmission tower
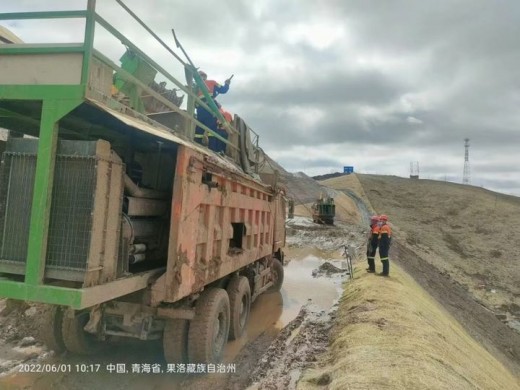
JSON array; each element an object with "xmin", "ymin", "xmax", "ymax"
[
  {"xmin": 410, "ymin": 161, "xmax": 419, "ymax": 179},
  {"xmin": 463, "ymin": 138, "xmax": 470, "ymax": 184}
]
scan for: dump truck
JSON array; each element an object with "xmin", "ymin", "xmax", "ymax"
[{"xmin": 0, "ymin": 1, "xmax": 285, "ymax": 364}]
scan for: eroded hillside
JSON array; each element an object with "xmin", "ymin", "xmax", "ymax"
[
  {"xmin": 353, "ymin": 175, "xmax": 520, "ymax": 320},
  {"xmin": 321, "ymin": 173, "xmax": 520, "ymax": 376}
]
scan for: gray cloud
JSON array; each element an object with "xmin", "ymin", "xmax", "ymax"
[
  {"xmin": 2, "ymin": 0, "xmax": 519, "ymax": 195},
  {"xmin": 234, "ymin": 68, "xmax": 406, "ymax": 107}
]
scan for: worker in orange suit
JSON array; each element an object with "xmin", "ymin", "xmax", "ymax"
[
  {"xmin": 366, "ymin": 215, "xmax": 380, "ymax": 273},
  {"xmin": 378, "ymin": 214, "xmax": 392, "ymax": 276},
  {"xmin": 219, "ymin": 107, "xmax": 233, "ymax": 123},
  {"xmin": 194, "ymin": 70, "xmax": 231, "ymax": 145},
  {"xmin": 209, "ymin": 107, "xmax": 233, "ymax": 153},
  {"xmin": 197, "ymin": 70, "xmax": 231, "ymax": 99}
]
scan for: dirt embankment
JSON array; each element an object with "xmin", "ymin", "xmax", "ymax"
[
  {"xmin": 247, "ymin": 215, "xmax": 366, "ymax": 389},
  {"xmin": 354, "ymin": 174, "xmax": 520, "ymax": 334},
  {"xmin": 392, "ymin": 241, "xmax": 520, "ymax": 376},
  {"xmin": 324, "ymin": 175, "xmax": 520, "ymax": 331},
  {"xmin": 254, "ymin": 172, "xmax": 520, "ymax": 389},
  {"xmin": 313, "ymin": 173, "xmax": 520, "ymax": 382},
  {"xmin": 298, "ymin": 263, "xmax": 520, "ymax": 390}
]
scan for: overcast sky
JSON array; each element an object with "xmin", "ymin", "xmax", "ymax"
[{"xmin": 2, "ymin": 1, "xmax": 519, "ymax": 195}]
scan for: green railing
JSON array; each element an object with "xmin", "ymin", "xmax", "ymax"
[
  {"xmin": 0, "ymin": 0, "xmax": 261, "ymax": 160},
  {"xmin": 0, "ymin": 0, "xmax": 260, "ymax": 307}
]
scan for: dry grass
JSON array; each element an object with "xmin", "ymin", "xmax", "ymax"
[
  {"xmin": 299, "ymin": 263, "xmax": 520, "ymax": 390},
  {"xmin": 294, "ymin": 203, "xmax": 313, "ymax": 218},
  {"xmin": 321, "ymin": 174, "xmax": 375, "ymax": 214},
  {"xmin": 355, "ymin": 174, "xmax": 520, "ymax": 311},
  {"xmin": 331, "ymin": 191, "xmax": 362, "ymax": 224}
]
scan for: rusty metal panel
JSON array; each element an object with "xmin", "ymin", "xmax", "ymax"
[
  {"xmin": 78, "ymin": 143, "xmax": 124, "ymax": 287},
  {"xmin": 273, "ymin": 192, "xmax": 286, "ymax": 253},
  {"xmin": 0, "ymin": 139, "xmax": 124, "ymax": 283},
  {"xmin": 84, "ymin": 151, "xmax": 111, "ymax": 286},
  {"xmin": 100, "ymin": 156, "xmax": 124, "ymax": 283},
  {"xmin": 88, "ymin": 56, "xmax": 113, "ymax": 97},
  {"xmin": 152, "ymin": 145, "xmax": 282, "ymax": 304}
]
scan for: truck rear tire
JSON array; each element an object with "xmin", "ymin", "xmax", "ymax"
[
  {"xmin": 267, "ymin": 258, "xmax": 284, "ymax": 293},
  {"xmin": 227, "ymin": 276, "xmax": 251, "ymax": 340},
  {"xmin": 41, "ymin": 305, "xmax": 66, "ymax": 353},
  {"xmin": 188, "ymin": 288, "xmax": 230, "ymax": 363},
  {"xmin": 163, "ymin": 319, "xmax": 189, "ymax": 364},
  {"xmin": 61, "ymin": 310, "xmax": 100, "ymax": 355}
]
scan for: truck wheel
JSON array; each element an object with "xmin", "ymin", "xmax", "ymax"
[
  {"xmin": 41, "ymin": 305, "xmax": 66, "ymax": 353},
  {"xmin": 267, "ymin": 258, "xmax": 284, "ymax": 293},
  {"xmin": 227, "ymin": 276, "xmax": 251, "ymax": 340},
  {"xmin": 188, "ymin": 288, "xmax": 230, "ymax": 363},
  {"xmin": 163, "ymin": 319, "xmax": 189, "ymax": 364},
  {"xmin": 275, "ymin": 249, "xmax": 285, "ymax": 265},
  {"xmin": 62, "ymin": 310, "xmax": 100, "ymax": 355}
]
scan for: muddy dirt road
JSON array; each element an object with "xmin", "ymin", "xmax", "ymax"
[{"xmin": 0, "ymin": 218, "xmax": 365, "ymax": 390}]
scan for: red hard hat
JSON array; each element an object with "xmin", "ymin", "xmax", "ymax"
[
  {"xmin": 370, "ymin": 215, "xmax": 379, "ymax": 223},
  {"xmin": 221, "ymin": 109, "xmax": 232, "ymax": 123},
  {"xmin": 379, "ymin": 214, "xmax": 388, "ymax": 222}
]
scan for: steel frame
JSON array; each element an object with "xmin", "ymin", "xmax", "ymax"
[
  {"xmin": 0, "ymin": 1, "xmax": 167, "ymax": 307},
  {"xmin": 0, "ymin": 0, "xmax": 263, "ymax": 308}
]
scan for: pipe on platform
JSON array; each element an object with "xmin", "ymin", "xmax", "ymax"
[
  {"xmin": 124, "ymin": 174, "xmax": 168, "ymax": 199},
  {"xmin": 129, "ymin": 253, "xmax": 146, "ymax": 264}
]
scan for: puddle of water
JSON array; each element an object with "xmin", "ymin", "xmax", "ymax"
[
  {"xmin": 0, "ymin": 248, "xmax": 347, "ymax": 389},
  {"xmin": 281, "ymin": 253, "xmax": 345, "ymax": 321},
  {"xmin": 227, "ymin": 249, "xmax": 346, "ymax": 360}
]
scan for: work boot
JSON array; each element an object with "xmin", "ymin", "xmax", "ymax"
[
  {"xmin": 381, "ymin": 260, "xmax": 389, "ymax": 276},
  {"xmin": 366, "ymin": 258, "xmax": 375, "ymax": 273}
]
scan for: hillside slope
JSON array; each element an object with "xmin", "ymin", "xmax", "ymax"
[
  {"xmin": 264, "ymin": 162, "xmax": 361, "ymax": 224},
  {"xmin": 321, "ymin": 173, "xmax": 520, "ymax": 374},
  {"xmin": 354, "ymin": 174, "xmax": 520, "ymax": 321},
  {"xmin": 299, "ymin": 263, "xmax": 520, "ymax": 390}
]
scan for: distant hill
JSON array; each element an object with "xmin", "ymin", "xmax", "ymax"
[
  {"xmin": 259, "ymin": 155, "xmax": 326, "ymax": 204},
  {"xmin": 311, "ymin": 172, "xmax": 348, "ymax": 181}
]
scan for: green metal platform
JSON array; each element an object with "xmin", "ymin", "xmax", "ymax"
[{"xmin": 0, "ymin": 0, "xmax": 254, "ymax": 308}]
